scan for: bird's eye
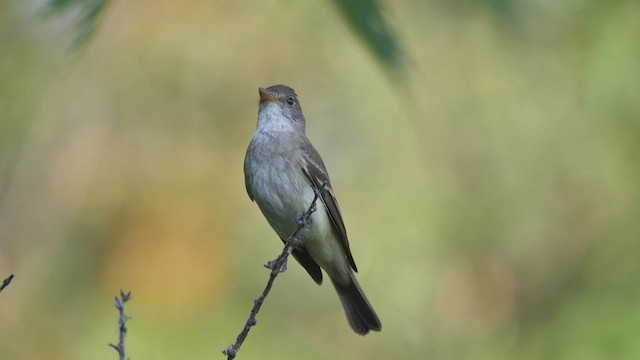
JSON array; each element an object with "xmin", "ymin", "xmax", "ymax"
[{"xmin": 286, "ymin": 96, "xmax": 295, "ymax": 105}]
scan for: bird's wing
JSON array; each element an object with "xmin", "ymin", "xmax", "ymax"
[
  {"xmin": 301, "ymin": 140, "xmax": 358, "ymax": 272},
  {"xmin": 243, "ymin": 147, "xmax": 255, "ymax": 201}
]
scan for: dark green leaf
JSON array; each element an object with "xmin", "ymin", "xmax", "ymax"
[
  {"xmin": 331, "ymin": 0, "xmax": 405, "ymax": 71},
  {"xmin": 44, "ymin": 0, "xmax": 110, "ymax": 48}
]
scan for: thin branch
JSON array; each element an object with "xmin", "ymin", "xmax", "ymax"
[
  {"xmin": 0, "ymin": 273, "xmax": 14, "ymax": 293},
  {"xmin": 109, "ymin": 290, "xmax": 132, "ymax": 360},
  {"xmin": 223, "ymin": 185, "xmax": 325, "ymax": 359}
]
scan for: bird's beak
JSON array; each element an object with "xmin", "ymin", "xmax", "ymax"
[{"xmin": 259, "ymin": 87, "xmax": 279, "ymax": 103}]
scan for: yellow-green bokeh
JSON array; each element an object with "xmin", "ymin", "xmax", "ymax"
[{"xmin": 1, "ymin": 0, "xmax": 639, "ymax": 359}]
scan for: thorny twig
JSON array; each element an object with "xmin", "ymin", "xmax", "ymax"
[
  {"xmin": 223, "ymin": 185, "xmax": 326, "ymax": 359},
  {"xmin": 109, "ymin": 290, "xmax": 132, "ymax": 360},
  {"xmin": 0, "ymin": 273, "xmax": 14, "ymax": 293}
]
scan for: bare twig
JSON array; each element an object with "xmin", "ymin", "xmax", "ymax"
[
  {"xmin": 223, "ymin": 186, "xmax": 325, "ymax": 359},
  {"xmin": 109, "ymin": 290, "xmax": 132, "ymax": 360},
  {"xmin": 0, "ymin": 273, "xmax": 14, "ymax": 293}
]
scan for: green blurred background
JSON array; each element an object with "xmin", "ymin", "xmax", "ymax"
[{"xmin": 1, "ymin": 0, "xmax": 639, "ymax": 359}]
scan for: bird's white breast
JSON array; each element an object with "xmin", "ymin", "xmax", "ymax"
[{"xmin": 246, "ymin": 132, "xmax": 315, "ymax": 238}]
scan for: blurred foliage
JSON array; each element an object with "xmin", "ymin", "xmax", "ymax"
[
  {"xmin": 330, "ymin": 0, "xmax": 404, "ymax": 70},
  {"xmin": 44, "ymin": 0, "xmax": 109, "ymax": 47},
  {"xmin": 45, "ymin": 0, "xmax": 406, "ymax": 71},
  {"xmin": 1, "ymin": 0, "xmax": 640, "ymax": 359}
]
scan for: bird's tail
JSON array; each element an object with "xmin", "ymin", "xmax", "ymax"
[{"xmin": 331, "ymin": 274, "xmax": 382, "ymax": 335}]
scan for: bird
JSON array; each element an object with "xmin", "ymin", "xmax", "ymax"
[{"xmin": 243, "ymin": 84, "xmax": 382, "ymax": 335}]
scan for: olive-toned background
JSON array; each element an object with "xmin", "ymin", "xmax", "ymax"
[{"xmin": 1, "ymin": 0, "xmax": 639, "ymax": 359}]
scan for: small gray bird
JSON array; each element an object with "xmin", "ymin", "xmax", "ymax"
[{"xmin": 244, "ymin": 84, "xmax": 381, "ymax": 335}]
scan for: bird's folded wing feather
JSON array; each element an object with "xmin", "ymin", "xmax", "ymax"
[{"xmin": 301, "ymin": 141, "xmax": 358, "ymax": 272}]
